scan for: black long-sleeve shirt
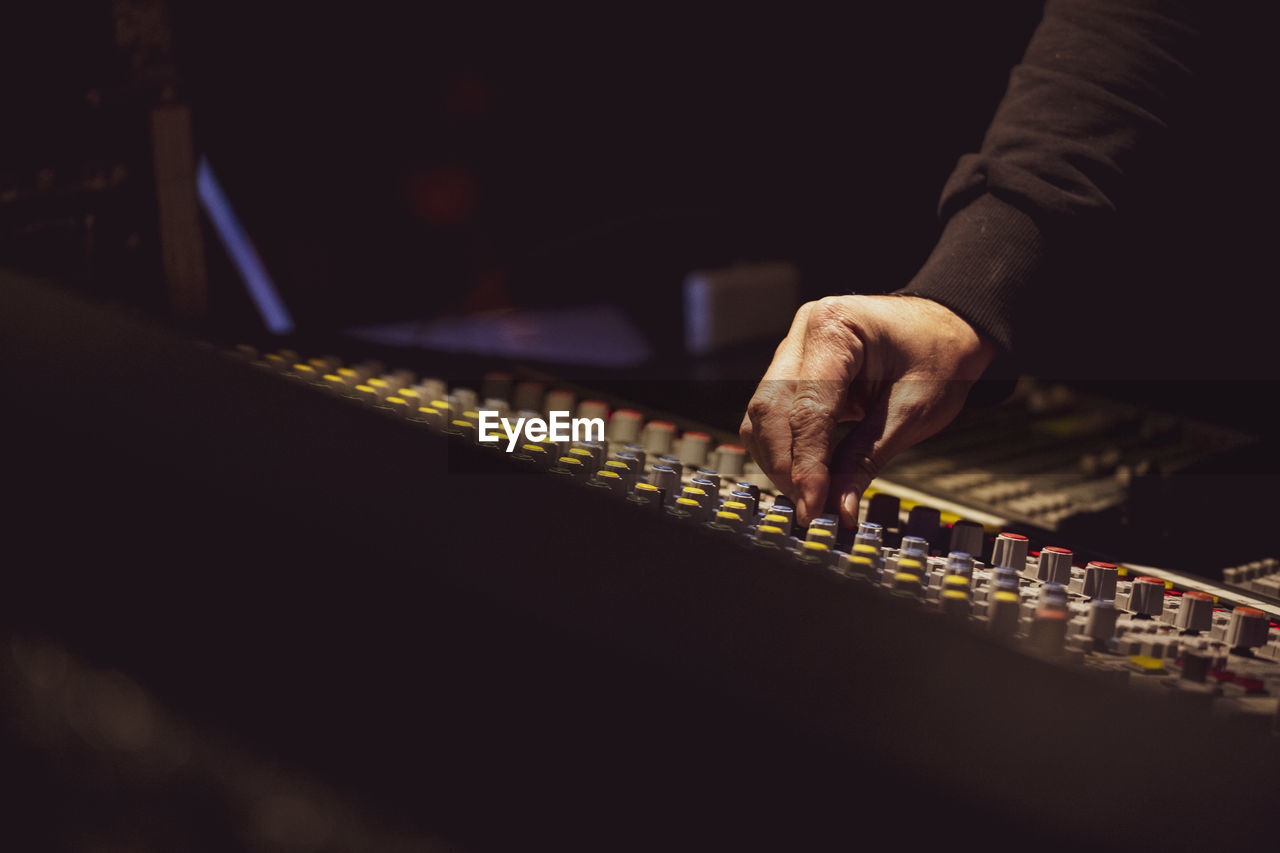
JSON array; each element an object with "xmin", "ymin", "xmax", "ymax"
[{"xmin": 896, "ymin": 0, "xmax": 1206, "ymax": 378}]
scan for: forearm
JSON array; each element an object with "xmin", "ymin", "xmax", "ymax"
[{"xmin": 897, "ymin": 0, "xmax": 1203, "ymax": 362}]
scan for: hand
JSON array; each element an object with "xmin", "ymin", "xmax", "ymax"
[{"xmin": 740, "ymin": 294, "xmax": 995, "ymax": 528}]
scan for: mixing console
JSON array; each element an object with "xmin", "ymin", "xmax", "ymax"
[{"xmin": 239, "ymin": 344, "xmax": 1280, "ymax": 732}]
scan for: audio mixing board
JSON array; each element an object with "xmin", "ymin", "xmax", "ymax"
[
  {"xmin": 241, "ymin": 344, "xmax": 1280, "ymax": 729},
  {"xmin": 4, "ymin": 272, "xmax": 1279, "ymax": 852}
]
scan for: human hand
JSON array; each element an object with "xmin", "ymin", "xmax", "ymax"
[{"xmin": 739, "ymin": 295, "xmax": 995, "ymax": 528}]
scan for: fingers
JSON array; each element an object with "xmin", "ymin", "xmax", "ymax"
[
  {"xmin": 828, "ymin": 379, "xmax": 956, "ymax": 530},
  {"xmin": 787, "ymin": 310, "xmax": 863, "ymax": 524},
  {"xmin": 740, "ymin": 304, "xmax": 814, "ymax": 496}
]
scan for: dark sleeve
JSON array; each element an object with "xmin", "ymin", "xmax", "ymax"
[{"xmin": 894, "ymin": 0, "xmax": 1203, "ymax": 366}]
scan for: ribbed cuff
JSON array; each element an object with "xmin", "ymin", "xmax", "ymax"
[{"xmin": 893, "ymin": 193, "xmax": 1046, "ymax": 373}]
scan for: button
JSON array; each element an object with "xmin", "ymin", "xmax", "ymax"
[
  {"xmin": 1225, "ymin": 606, "xmax": 1269, "ymax": 649},
  {"xmin": 667, "ymin": 497, "xmax": 704, "ymax": 521},
  {"xmin": 991, "ymin": 532, "xmax": 1029, "ymax": 575},
  {"xmin": 658, "ymin": 456, "xmax": 685, "ymax": 478},
  {"xmin": 1037, "ymin": 546, "xmax": 1073, "ymax": 585},
  {"xmin": 1128, "ymin": 576, "xmax": 1165, "ymax": 618},
  {"xmin": 1174, "ymin": 590, "xmax": 1214, "ymax": 633},
  {"xmin": 1082, "ymin": 561, "xmax": 1118, "ymax": 600}
]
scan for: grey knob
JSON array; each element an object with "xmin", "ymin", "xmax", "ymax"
[
  {"xmin": 1037, "ymin": 546, "xmax": 1073, "ymax": 585},
  {"xmin": 1128, "ymin": 576, "xmax": 1165, "ymax": 618},
  {"xmin": 642, "ymin": 421, "xmax": 676, "ymax": 456},
  {"xmin": 679, "ymin": 431, "xmax": 711, "ymax": 468},
  {"xmin": 1085, "ymin": 600, "xmax": 1120, "ymax": 642},
  {"xmin": 1173, "ymin": 590, "xmax": 1214, "ymax": 632},
  {"xmin": 991, "ymin": 533, "xmax": 1029, "ymax": 575},
  {"xmin": 949, "ymin": 520, "xmax": 985, "ymax": 562},
  {"xmin": 1225, "ymin": 606, "xmax": 1270, "ymax": 649},
  {"xmin": 1082, "ymin": 561, "xmax": 1119, "ymax": 601},
  {"xmin": 609, "ymin": 409, "xmax": 644, "ymax": 443},
  {"xmin": 714, "ymin": 444, "xmax": 747, "ymax": 478}
]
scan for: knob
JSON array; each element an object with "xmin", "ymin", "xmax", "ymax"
[
  {"xmin": 642, "ymin": 421, "xmax": 676, "ymax": 456},
  {"xmin": 1225, "ymin": 606, "xmax": 1270, "ymax": 650},
  {"xmin": 1173, "ymin": 590, "xmax": 1214, "ymax": 633},
  {"xmin": 513, "ymin": 381, "xmax": 544, "ymax": 412},
  {"xmin": 1128, "ymin": 576, "xmax": 1165, "ymax": 618},
  {"xmin": 856, "ymin": 521, "xmax": 883, "ymax": 550},
  {"xmin": 1037, "ymin": 546, "xmax": 1073, "ymax": 585},
  {"xmin": 609, "ymin": 409, "xmax": 644, "ymax": 443},
  {"xmin": 905, "ymin": 505, "xmax": 941, "ymax": 545},
  {"xmin": 649, "ymin": 465, "xmax": 680, "ymax": 503},
  {"xmin": 988, "ymin": 589, "xmax": 1021, "ymax": 637},
  {"xmin": 945, "ymin": 552, "xmax": 975, "ymax": 578},
  {"xmin": 991, "ymin": 533, "xmax": 1029, "ymax": 575},
  {"xmin": 577, "ymin": 399, "xmax": 609, "ymax": 422},
  {"xmin": 1038, "ymin": 582, "xmax": 1068, "ymax": 613},
  {"xmin": 866, "ymin": 493, "xmax": 901, "ymax": 531},
  {"xmin": 679, "ymin": 431, "xmax": 712, "ymax": 468},
  {"xmin": 714, "ymin": 444, "xmax": 748, "ymax": 479},
  {"xmin": 900, "ymin": 536, "xmax": 929, "ymax": 559},
  {"xmin": 1082, "ymin": 561, "xmax": 1118, "ymax": 600},
  {"xmin": 949, "ymin": 520, "xmax": 985, "ymax": 562},
  {"xmin": 544, "ymin": 389, "xmax": 575, "ymax": 415},
  {"xmin": 1084, "ymin": 600, "xmax": 1120, "ymax": 644}
]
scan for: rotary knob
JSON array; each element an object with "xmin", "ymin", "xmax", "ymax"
[
  {"xmin": 1225, "ymin": 606, "xmax": 1270, "ymax": 650},
  {"xmin": 1082, "ymin": 561, "xmax": 1118, "ymax": 601},
  {"xmin": 1128, "ymin": 576, "xmax": 1165, "ymax": 618},
  {"xmin": 1173, "ymin": 590, "xmax": 1214, "ymax": 633},
  {"xmin": 1037, "ymin": 546, "xmax": 1073, "ymax": 585},
  {"xmin": 991, "ymin": 532, "xmax": 1029, "ymax": 575}
]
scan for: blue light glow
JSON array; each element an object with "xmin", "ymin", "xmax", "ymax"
[{"xmin": 196, "ymin": 156, "xmax": 295, "ymax": 334}]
